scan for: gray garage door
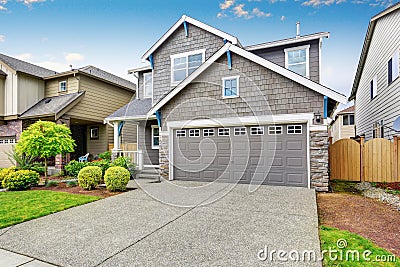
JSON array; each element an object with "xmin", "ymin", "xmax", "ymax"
[{"xmin": 173, "ymin": 124, "xmax": 308, "ymax": 187}]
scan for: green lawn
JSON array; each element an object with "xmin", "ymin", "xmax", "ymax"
[
  {"xmin": 320, "ymin": 226, "xmax": 400, "ymax": 267},
  {"xmin": 0, "ymin": 190, "xmax": 100, "ymax": 229}
]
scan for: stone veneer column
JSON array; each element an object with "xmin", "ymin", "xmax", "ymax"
[
  {"xmin": 310, "ymin": 130, "xmax": 329, "ymax": 192},
  {"xmin": 0, "ymin": 120, "xmax": 23, "ymax": 139},
  {"xmin": 55, "ymin": 117, "xmax": 71, "ymax": 171},
  {"xmin": 159, "ymin": 130, "xmax": 169, "ymax": 179}
]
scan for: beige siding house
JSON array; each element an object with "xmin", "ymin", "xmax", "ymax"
[
  {"xmin": 349, "ymin": 3, "xmax": 400, "ymax": 140},
  {"xmin": 330, "ymin": 106, "xmax": 355, "ymax": 143},
  {"xmin": 0, "ymin": 54, "xmax": 136, "ymax": 168}
]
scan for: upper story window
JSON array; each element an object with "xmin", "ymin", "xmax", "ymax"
[
  {"xmin": 222, "ymin": 76, "xmax": 239, "ymax": 98},
  {"xmin": 342, "ymin": 114, "xmax": 354, "ymax": 126},
  {"xmin": 284, "ymin": 45, "xmax": 310, "ymax": 78},
  {"xmin": 370, "ymin": 75, "xmax": 377, "ymax": 99},
  {"xmin": 372, "ymin": 120, "xmax": 384, "ymax": 138},
  {"xmin": 59, "ymin": 81, "xmax": 67, "ymax": 92},
  {"xmin": 388, "ymin": 50, "xmax": 399, "ymax": 85},
  {"xmin": 143, "ymin": 72, "xmax": 153, "ymax": 98},
  {"xmin": 170, "ymin": 49, "xmax": 205, "ymax": 85}
]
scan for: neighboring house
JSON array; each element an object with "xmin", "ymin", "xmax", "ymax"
[
  {"xmin": 0, "ymin": 54, "xmax": 136, "ymax": 168},
  {"xmin": 329, "ymin": 106, "xmax": 355, "ymax": 143},
  {"xmin": 349, "ymin": 3, "xmax": 400, "ymax": 140},
  {"xmin": 106, "ymin": 15, "xmax": 346, "ymax": 191}
]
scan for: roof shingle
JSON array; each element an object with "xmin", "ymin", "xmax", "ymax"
[{"xmin": 0, "ymin": 53, "xmax": 57, "ymax": 78}]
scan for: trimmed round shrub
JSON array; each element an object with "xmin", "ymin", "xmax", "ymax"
[
  {"xmin": 78, "ymin": 166, "xmax": 102, "ymax": 190},
  {"xmin": 104, "ymin": 166, "xmax": 130, "ymax": 192},
  {"xmin": 2, "ymin": 170, "xmax": 39, "ymax": 191},
  {"xmin": 0, "ymin": 166, "xmax": 16, "ymax": 188}
]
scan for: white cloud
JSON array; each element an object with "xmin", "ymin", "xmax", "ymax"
[
  {"xmin": 18, "ymin": 0, "xmax": 46, "ymax": 6},
  {"xmin": 0, "ymin": 35, "xmax": 5, "ymax": 42},
  {"xmin": 302, "ymin": 0, "xmax": 346, "ymax": 6},
  {"xmin": 0, "ymin": 5, "xmax": 7, "ymax": 10},
  {"xmin": 220, "ymin": 0, "xmax": 235, "ymax": 9},
  {"xmin": 252, "ymin": 7, "xmax": 272, "ymax": 17},
  {"xmin": 217, "ymin": 12, "xmax": 227, "ymax": 18},
  {"xmin": 233, "ymin": 4, "xmax": 253, "ymax": 19},
  {"xmin": 15, "ymin": 53, "xmax": 33, "ymax": 61},
  {"xmin": 65, "ymin": 53, "xmax": 84, "ymax": 63},
  {"xmin": 280, "ymin": 15, "xmax": 286, "ymax": 21}
]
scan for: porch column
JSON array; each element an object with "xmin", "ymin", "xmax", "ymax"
[
  {"xmin": 111, "ymin": 121, "xmax": 122, "ymax": 160},
  {"xmin": 55, "ymin": 116, "xmax": 71, "ymax": 171}
]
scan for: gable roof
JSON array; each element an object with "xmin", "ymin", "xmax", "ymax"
[
  {"xmin": 45, "ymin": 65, "xmax": 136, "ymax": 91},
  {"xmin": 148, "ymin": 43, "xmax": 347, "ymax": 116},
  {"xmin": 20, "ymin": 92, "xmax": 85, "ymax": 120},
  {"xmin": 141, "ymin": 15, "xmax": 240, "ymax": 62},
  {"xmin": 0, "ymin": 53, "xmax": 57, "ymax": 78},
  {"xmin": 337, "ymin": 105, "xmax": 354, "ymax": 115},
  {"xmin": 349, "ymin": 2, "xmax": 400, "ymax": 101},
  {"xmin": 105, "ymin": 98, "xmax": 152, "ymax": 121},
  {"xmin": 245, "ymin": 32, "xmax": 330, "ymax": 51}
]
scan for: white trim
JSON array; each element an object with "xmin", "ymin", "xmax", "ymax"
[
  {"xmin": 284, "ymin": 45, "xmax": 310, "ymax": 78},
  {"xmin": 59, "ymin": 80, "xmax": 67, "ymax": 92},
  {"xmin": 128, "ymin": 65, "xmax": 152, "ymax": 74},
  {"xmin": 105, "ymin": 115, "xmax": 156, "ymax": 122},
  {"xmin": 151, "ymin": 125, "xmax": 159, "ymax": 149},
  {"xmin": 147, "ymin": 43, "xmax": 346, "ymax": 116},
  {"xmin": 319, "ymin": 38, "xmax": 322, "ymax": 82},
  {"xmin": 169, "ymin": 127, "xmax": 174, "ymax": 181},
  {"xmin": 167, "ymin": 113, "xmax": 315, "ymax": 129},
  {"xmin": 287, "ymin": 125, "xmax": 303, "ymax": 135},
  {"xmin": 222, "ymin": 75, "xmax": 240, "ymax": 98},
  {"xmin": 245, "ymin": 32, "xmax": 329, "ymax": 51},
  {"xmin": 141, "ymin": 15, "xmax": 238, "ymax": 62},
  {"xmin": 143, "ymin": 72, "xmax": 153, "ymax": 99},
  {"xmin": 170, "ymin": 49, "xmax": 206, "ymax": 86},
  {"xmin": 306, "ymin": 122, "xmax": 311, "ymax": 189}
]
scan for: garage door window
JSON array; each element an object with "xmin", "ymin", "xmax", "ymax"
[
  {"xmin": 250, "ymin": 126, "xmax": 264, "ymax": 135},
  {"xmin": 203, "ymin": 129, "xmax": 214, "ymax": 137},
  {"xmin": 218, "ymin": 128, "xmax": 230, "ymax": 136},
  {"xmin": 268, "ymin": 126, "xmax": 283, "ymax": 135},
  {"xmin": 287, "ymin": 125, "xmax": 302, "ymax": 134},
  {"xmin": 176, "ymin": 130, "xmax": 186, "ymax": 137},
  {"xmin": 0, "ymin": 137, "xmax": 16, "ymax": 144},
  {"xmin": 234, "ymin": 127, "xmax": 246, "ymax": 136},
  {"xmin": 189, "ymin": 129, "xmax": 200, "ymax": 137}
]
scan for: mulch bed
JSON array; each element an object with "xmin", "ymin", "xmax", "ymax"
[
  {"xmin": 375, "ymin": 182, "xmax": 400, "ymax": 192},
  {"xmin": 31, "ymin": 182, "xmax": 126, "ymax": 198},
  {"xmin": 317, "ymin": 192, "xmax": 400, "ymax": 256}
]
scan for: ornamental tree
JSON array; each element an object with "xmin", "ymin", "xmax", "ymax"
[{"xmin": 16, "ymin": 120, "xmax": 76, "ymax": 182}]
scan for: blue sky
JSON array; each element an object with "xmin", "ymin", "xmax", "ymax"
[{"xmin": 0, "ymin": 0, "xmax": 396, "ymax": 99}]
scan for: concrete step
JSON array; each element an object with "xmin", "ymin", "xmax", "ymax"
[
  {"xmin": 140, "ymin": 169, "xmax": 159, "ymax": 174},
  {"xmin": 136, "ymin": 173, "xmax": 161, "ymax": 180}
]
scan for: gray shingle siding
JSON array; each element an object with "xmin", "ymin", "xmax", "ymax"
[
  {"xmin": 151, "ymin": 23, "xmax": 226, "ymax": 102},
  {"xmin": 160, "ymin": 52, "xmax": 324, "ymax": 126},
  {"xmin": 250, "ymin": 39, "xmax": 320, "ymax": 83}
]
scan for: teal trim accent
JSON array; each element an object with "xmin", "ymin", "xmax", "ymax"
[
  {"xmin": 155, "ymin": 110, "xmax": 161, "ymax": 127},
  {"xmin": 324, "ymin": 96, "xmax": 328, "ymax": 119},
  {"xmin": 183, "ymin": 21, "xmax": 188, "ymax": 37},
  {"xmin": 118, "ymin": 121, "xmax": 125, "ymax": 137},
  {"xmin": 227, "ymin": 50, "xmax": 232, "ymax": 70},
  {"xmin": 223, "ymin": 39, "xmax": 227, "ymax": 44},
  {"xmin": 149, "ymin": 54, "xmax": 154, "ymax": 69}
]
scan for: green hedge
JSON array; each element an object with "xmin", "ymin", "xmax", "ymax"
[
  {"xmin": 2, "ymin": 170, "xmax": 39, "ymax": 191},
  {"xmin": 0, "ymin": 167, "xmax": 16, "ymax": 189},
  {"xmin": 104, "ymin": 166, "xmax": 130, "ymax": 192},
  {"xmin": 78, "ymin": 166, "xmax": 102, "ymax": 190},
  {"xmin": 65, "ymin": 160, "xmax": 89, "ymax": 177}
]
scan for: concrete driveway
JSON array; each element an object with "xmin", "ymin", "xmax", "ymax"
[{"xmin": 0, "ymin": 180, "xmax": 321, "ymax": 266}]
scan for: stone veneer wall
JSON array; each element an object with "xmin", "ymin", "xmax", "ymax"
[
  {"xmin": 0, "ymin": 120, "xmax": 23, "ymax": 139},
  {"xmin": 310, "ymin": 130, "xmax": 329, "ymax": 192},
  {"xmin": 159, "ymin": 130, "xmax": 169, "ymax": 179}
]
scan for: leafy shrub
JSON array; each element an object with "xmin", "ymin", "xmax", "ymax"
[
  {"xmin": 65, "ymin": 160, "xmax": 88, "ymax": 177},
  {"xmin": 112, "ymin": 156, "xmax": 135, "ymax": 170},
  {"xmin": 77, "ymin": 166, "xmax": 102, "ymax": 190},
  {"xmin": 98, "ymin": 151, "xmax": 111, "ymax": 161},
  {"xmin": 2, "ymin": 170, "xmax": 39, "ymax": 191},
  {"xmin": 66, "ymin": 180, "xmax": 78, "ymax": 187},
  {"xmin": 104, "ymin": 166, "xmax": 130, "ymax": 192},
  {"xmin": 0, "ymin": 167, "xmax": 16, "ymax": 188},
  {"xmin": 30, "ymin": 163, "xmax": 45, "ymax": 175},
  {"xmin": 46, "ymin": 180, "xmax": 59, "ymax": 187},
  {"xmin": 90, "ymin": 159, "xmax": 112, "ymax": 178}
]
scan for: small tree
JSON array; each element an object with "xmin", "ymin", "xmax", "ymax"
[{"xmin": 16, "ymin": 121, "xmax": 76, "ymax": 183}]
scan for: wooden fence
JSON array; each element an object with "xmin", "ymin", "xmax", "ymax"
[{"xmin": 329, "ymin": 136, "xmax": 400, "ymax": 183}]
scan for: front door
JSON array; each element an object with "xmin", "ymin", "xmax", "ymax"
[{"xmin": 70, "ymin": 125, "xmax": 87, "ymax": 160}]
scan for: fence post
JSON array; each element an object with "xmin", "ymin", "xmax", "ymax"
[
  {"xmin": 360, "ymin": 136, "xmax": 365, "ymax": 182},
  {"xmin": 394, "ymin": 136, "xmax": 398, "ymax": 181},
  {"xmin": 328, "ymin": 137, "xmax": 333, "ymax": 170}
]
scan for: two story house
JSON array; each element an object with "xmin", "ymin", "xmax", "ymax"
[
  {"xmin": 329, "ymin": 106, "xmax": 355, "ymax": 143},
  {"xmin": 349, "ymin": 3, "xmax": 400, "ymax": 140},
  {"xmin": 106, "ymin": 15, "xmax": 346, "ymax": 191},
  {"xmin": 0, "ymin": 54, "xmax": 136, "ymax": 168}
]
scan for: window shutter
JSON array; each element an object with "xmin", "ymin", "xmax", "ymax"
[
  {"xmin": 393, "ymin": 50, "xmax": 399, "ymax": 81},
  {"xmin": 388, "ymin": 58, "xmax": 393, "ymax": 84},
  {"xmin": 370, "ymin": 80, "xmax": 373, "ymax": 99}
]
